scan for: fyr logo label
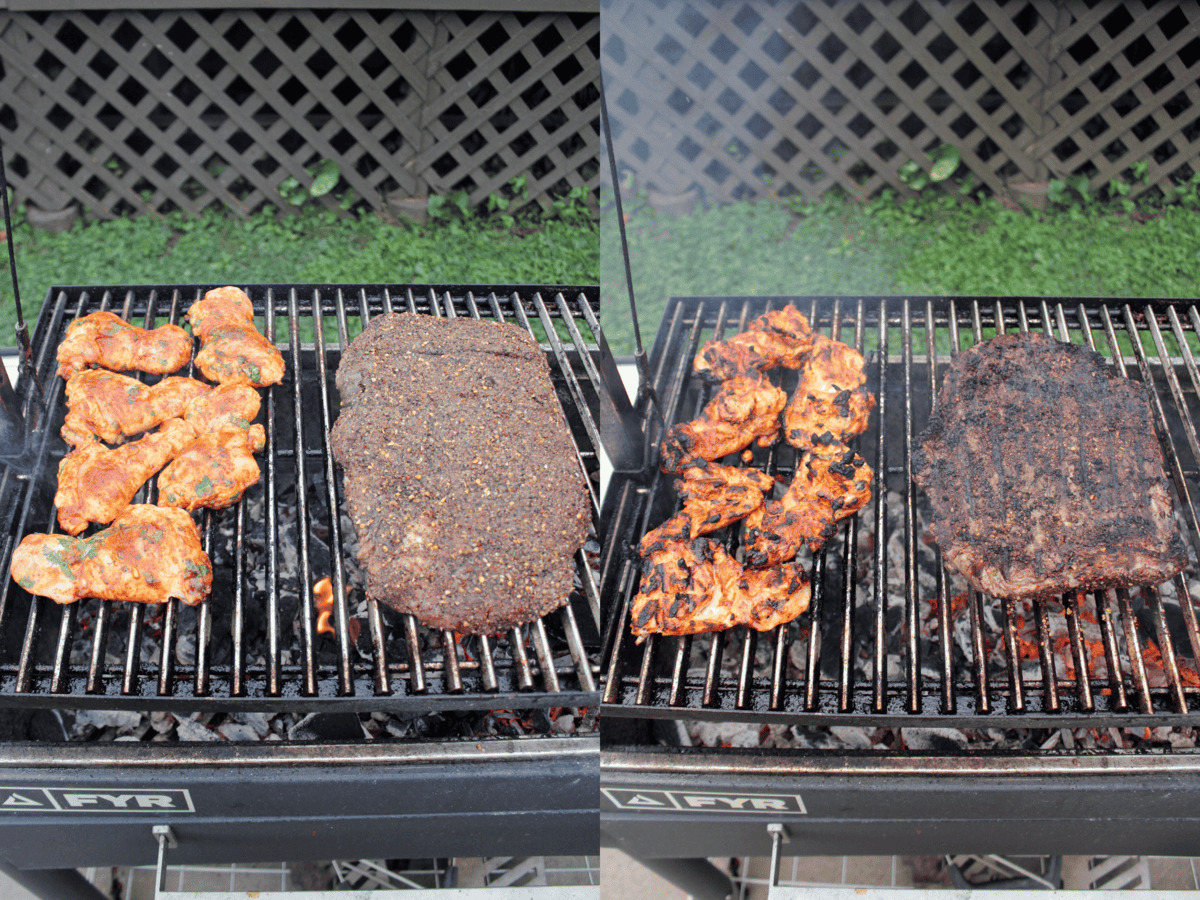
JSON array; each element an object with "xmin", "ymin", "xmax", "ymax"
[{"xmin": 0, "ymin": 788, "xmax": 194, "ymax": 812}]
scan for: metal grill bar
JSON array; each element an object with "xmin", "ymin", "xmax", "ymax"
[
  {"xmin": 0, "ymin": 284, "xmax": 601, "ymax": 713},
  {"xmin": 601, "ymin": 295, "xmax": 1200, "ymax": 726}
]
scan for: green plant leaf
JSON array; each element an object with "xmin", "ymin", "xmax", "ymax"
[
  {"xmin": 929, "ymin": 145, "xmax": 960, "ymax": 182},
  {"xmin": 1131, "ymin": 160, "xmax": 1150, "ymax": 183},
  {"xmin": 308, "ymin": 159, "xmax": 339, "ymax": 197},
  {"xmin": 1066, "ymin": 174, "xmax": 1089, "ymax": 197},
  {"xmin": 898, "ymin": 161, "xmax": 921, "ymax": 181},
  {"xmin": 1109, "ymin": 178, "xmax": 1129, "ymax": 197},
  {"xmin": 427, "ymin": 194, "xmax": 449, "ymax": 220},
  {"xmin": 277, "ymin": 176, "xmax": 307, "ymax": 206},
  {"xmin": 907, "ymin": 171, "xmax": 929, "ymax": 191}
]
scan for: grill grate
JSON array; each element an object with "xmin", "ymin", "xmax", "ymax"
[
  {"xmin": 0, "ymin": 283, "xmax": 602, "ymax": 712},
  {"xmin": 601, "ymin": 295, "xmax": 1200, "ymax": 727}
]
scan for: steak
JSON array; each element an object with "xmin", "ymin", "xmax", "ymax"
[
  {"xmin": 330, "ymin": 314, "xmax": 590, "ymax": 634},
  {"xmin": 913, "ymin": 330, "xmax": 1187, "ymax": 600}
]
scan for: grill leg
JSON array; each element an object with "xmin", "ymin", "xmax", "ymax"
[
  {"xmin": 0, "ymin": 860, "xmax": 108, "ymax": 900},
  {"xmin": 626, "ymin": 855, "xmax": 733, "ymax": 900}
]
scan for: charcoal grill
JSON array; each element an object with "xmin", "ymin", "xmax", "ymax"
[
  {"xmin": 600, "ymin": 295, "xmax": 1200, "ymax": 879},
  {"xmin": 0, "ymin": 282, "xmax": 603, "ymax": 882}
]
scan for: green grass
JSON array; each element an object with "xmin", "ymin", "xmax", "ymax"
[
  {"xmin": 601, "ymin": 192, "xmax": 1200, "ymax": 355},
  {"xmin": 0, "ymin": 206, "xmax": 598, "ymax": 338}
]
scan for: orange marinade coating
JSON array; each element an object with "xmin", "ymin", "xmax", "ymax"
[{"xmin": 56, "ymin": 311, "xmax": 192, "ymax": 379}]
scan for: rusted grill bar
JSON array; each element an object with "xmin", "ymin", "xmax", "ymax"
[
  {"xmin": 600, "ymin": 295, "xmax": 1200, "ymax": 726},
  {"xmin": 0, "ymin": 283, "xmax": 602, "ymax": 713}
]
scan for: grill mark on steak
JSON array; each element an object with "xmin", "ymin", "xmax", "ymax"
[
  {"xmin": 913, "ymin": 330, "xmax": 1188, "ymax": 600},
  {"xmin": 330, "ymin": 313, "xmax": 590, "ymax": 635}
]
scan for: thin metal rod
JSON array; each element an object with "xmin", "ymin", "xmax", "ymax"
[
  {"xmin": 264, "ymin": 290, "xmax": 281, "ymax": 696},
  {"xmin": 804, "ymin": 551, "xmax": 826, "ymax": 712},
  {"xmin": 1095, "ymin": 589, "xmax": 1128, "ymax": 710},
  {"xmin": 702, "ymin": 631, "xmax": 724, "ymax": 708},
  {"xmin": 1032, "ymin": 595, "xmax": 1059, "ymax": 713},
  {"xmin": 736, "ymin": 628, "xmax": 757, "ymax": 710},
  {"xmin": 926, "ymin": 299, "xmax": 954, "ymax": 714},
  {"xmin": 1116, "ymin": 587, "xmax": 1153, "ymax": 715},
  {"xmin": 349, "ymin": 289, "xmax": 390, "ymax": 695},
  {"xmin": 312, "ymin": 288, "xmax": 353, "ymax": 696},
  {"xmin": 598, "ymin": 71, "xmax": 642, "ymax": 356},
  {"xmin": 871, "ymin": 298, "xmax": 888, "ymax": 712},
  {"xmin": 287, "ymin": 289, "xmax": 317, "ymax": 695},
  {"xmin": 901, "ymin": 299, "xmax": 920, "ymax": 713},
  {"xmin": 1063, "ymin": 590, "xmax": 1094, "ymax": 711}
]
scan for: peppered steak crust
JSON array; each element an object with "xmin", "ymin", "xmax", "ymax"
[
  {"xmin": 913, "ymin": 331, "xmax": 1187, "ymax": 600},
  {"xmin": 329, "ymin": 314, "xmax": 590, "ymax": 634}
]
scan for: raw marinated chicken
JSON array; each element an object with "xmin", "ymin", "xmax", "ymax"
[
  {"xmin": 694, "ymin": 306, "xmax": 813, "ymax": 382},
  {"xmin": 158, "ymin": 424, "xmax": 265, "ymax": 511},
  {"xmin": 56, "ymin": 311, "xmax": 192, "ymax": 379},
  {"xmin": 744, "ymin": 445, "xmax": 873, "ymax": 567},
  {"xmin": 187, "ymin": 287, "xmax": 285, "ymax": 387},
  {"xmin": 61, "ymin": 371, "xmax": 210, "ymax": 447},
  {"xmin": 632, "ymin": 537, "xmax": 810, "ymax": 637},
  {"xmin": 660, "ymin": 374, "xmax": 786, "ymax": 473},
  {"xmin": 10, "ymin": 505, "xmax": 210, "ymax": 606},
  {"xmin": 183, "ymin": 384, "xmax": 261, "ymax": 432},
  {"xmin": 55, "ymin": 418, "xmax": 197, "ymax": 535},
  {"xmin": 784, "ymin": 334, "xmax": 875, "ymax": 449}
]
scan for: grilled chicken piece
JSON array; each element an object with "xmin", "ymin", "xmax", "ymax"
[
  {"xmin": 158, "ymin": 424, "xmax": 265, "ymax": 511},
  {"xmin": 55, "ymin": 418, "xmax": 197, "ymax": 535},
  {"xmin": 56, "ymin": 311, "xmax": 193, "ymax": 379},
  {"xmin": 643, "ymin": 462, "xmax": 776, "ymax": 547},
  {"xmin": 10, "ymin": 506, "xmax": 210, "ymax": 606},
  {"xmin": 632, "ymin": 537, "xmax": 810, "ymax": 637},
  {"xmin": 694, "ymin": 306, "xmax": 814, "ymax": 382},
  {"xmin": 744, "ymin": 445, "xmax": 873, "ymax": 567},
  {"xmin": 187, "ymin": 287, "xmax": 285, "ymax": 387},
  {"xmin": 61, "ymin": 371, "xmax": 211, "ymax": 447},
  {"xmin": 660, "ymin": 374, "xmax": 786, "ymax": 473},
  {"xmin": 784, "ymin": 334, "xmax": 875, "ymax": 449}
]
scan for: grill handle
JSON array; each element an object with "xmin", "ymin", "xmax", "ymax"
[
  {"xmin": 600, "ymin": 72, "xmax": 662, "ymax": 432},
  {"xmin": 0, "ymin": 143, "xmax": 31, "ymax": 460}
]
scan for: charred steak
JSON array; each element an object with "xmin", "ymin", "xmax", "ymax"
[
  {"xmin": 914, "ymin": 330, "xmax": 1187, "ymax": 600},
  {"xmin": 330, "ymin": 314, "xmax": 590, "ymax": 634}
]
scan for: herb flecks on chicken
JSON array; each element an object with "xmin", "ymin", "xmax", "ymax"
[
  {"xmin": 694, "ymin": 306, "xmax": 814, "ymax": 382},
  {"xmin": 10, "ymin": 506, "xmax": 210, "ymax": 606},
  {"xmin": 56, "ymin": 311, "xmax": 193, "ymax": 380},
  {"xmin": 188, "ymin": 287, "xmax": 285, "ymax": 387},
  {"xmin": 158, "ymin": 424, "xmax": 265, "ymax": 512},
  {"xmin": 55, "ymin": 418, "xmax": 198, "ymax": 535},
  {"xmin": 784, "ymin": 334, "xmax": 876, "ymax": 450},
  {"xmin": 660, "ymin": 374, "xmax": 786, "ymax": 474},
  {"xmin": 61, "ymin": 371, "xmax": 210, "ymax": 447}
]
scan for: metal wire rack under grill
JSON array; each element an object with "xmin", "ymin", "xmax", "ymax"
[
  {"xmin": 0, "ymin": 283, "xmax": 602, "ymax": 712},
  {"xmin": 601, "ymin": 294, "xmax": 1200, "ymax": 727}
]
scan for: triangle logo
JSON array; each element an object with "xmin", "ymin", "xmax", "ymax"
[
  {"xmin": 626, "ymin": 794, "xmax": 664, "ymax": 807},
  {"xmin": 2, "ymin": 793, "xmax": 42, "ymax": 808}
]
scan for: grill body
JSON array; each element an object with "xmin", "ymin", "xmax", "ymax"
[
  {"xmin": 601, "ymin": 747, "xmax": 1200, "ymax": 857},
  {"xmin": 0, "ymin": 282, "xmax": 605, "ymax": 867},
  {"xmin": 599, "ymin": 294, "xmax": 1200, "ymax": 859},
  {"xmin": 0, "ymin": 739, "xmax": 596, "ymax": 868},
  {"xmin": 602, "ymin": 295, "xmax": 1200, "ymax": 727},
  {"xmin": 1, "ymin": 283, "xmax": 602, "ymax": 712}
]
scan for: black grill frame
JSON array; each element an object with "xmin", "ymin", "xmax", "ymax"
[
  {"xmin": 0, "ymin": 282, "xmax": 603, "ymax": 713},
  {"xmin": 601, "ymin": 294, "xmax": 1200, "ymax": 728}
]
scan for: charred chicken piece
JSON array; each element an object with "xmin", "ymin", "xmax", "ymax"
[
  {"xmin": 639, "ymin": 462, "xmax": 775, "ymax": 549},
  {"xmin": 56, "ymin": 311, "xmax": 193, "ymax": 380},
  {"xmin": 187, "ymin": 287, "xmax": 285, "ymax": 387},
  {"xmin": 660, "ymin": 374, "xmax": 786, "ymax": 473},
  {"xmin": 739, "ymin": 564, "xmax": 813, "ymax": 631},
  {"xmin": 62, "ymin": 371, "xmax": 210, "ymax": 447},
  {"xmin": 10, "ymin": 505, "xmax": 211, "ymax": 606},
  {"xmin": 632, "ymin": 537, "xmax": 811, "ymax": 637},
  {"xmin": 784, "ymin": 334, "xmax": 875, "ymax": 449},
  {"xmin": 55, "ymin": 418, "xmax": 198, "ymax": 535},
  {"xmin": 744, "ymin": 444, "xmax": 873, "ymax": 567},
  {"xmin": 158, "ymin": 424, "xmax": 265, "ymax": 512},
  {"xmin": 694, "ymin": 306, "xmax": 814, "ymax": 382}
]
